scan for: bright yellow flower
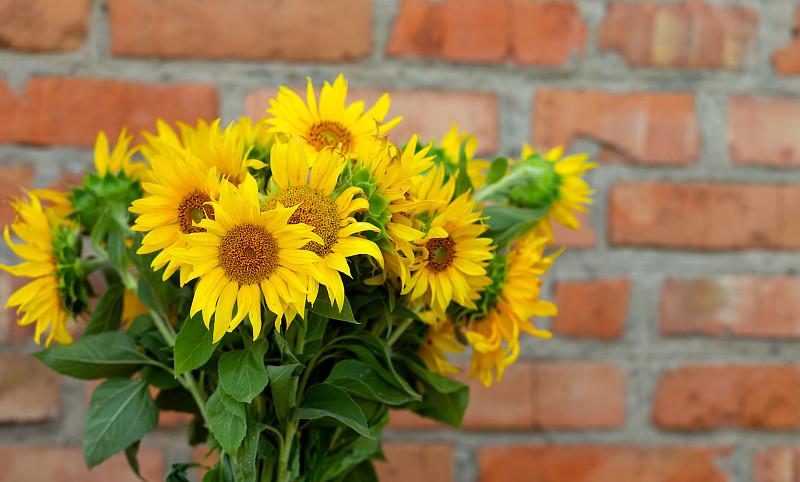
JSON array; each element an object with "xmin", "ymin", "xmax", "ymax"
[
  {"xmin": 94, "ymin": 128, "xmax": 148, "ymax": 180},
  {"xmin": 122, "ymin": 288, "xmax": 149, "ymax": 330},
  {"xmin": 266, "ymin": 75, "xmax": 402, "ymax": 162},
  {"xmin": 440, "ymin": 124, "xmax": 490, "ymax": 188},
  {"xmin": 130, "ymin": 150, "xmax": 223, "ymax": 285},
  {"xmin": 173, "ymin": 175, "xmax": 322, "ymax": 342},
  {"xmin": 263, "ymin": 138, "xmax": 383, "ymax": 311},
  {"xmin": 1, "ymin": 194, "xmax": 73, "ymax": 346},
  {"xmin": 419, "ymin": 310, "xmax": 463, "ymax": 376},
  {"xmin": 405, "ymin": 194, "xmax": 493, "ymax": 312}
]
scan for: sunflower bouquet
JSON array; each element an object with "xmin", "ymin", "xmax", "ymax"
[{"xmin": 1, "ymin": 75, "xmax": 594, "ymax": 482}]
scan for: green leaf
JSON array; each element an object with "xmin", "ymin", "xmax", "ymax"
[
  {"xmin": 404, "ymin": 357, "xmax": 469, "ymax": 427},
  {"xmin": 304, "ymin": 311, "xmax": 327, "ymax": 343},
  {"xmin": 207, "ymin": 387, "xmax": 247, "ymax": 454},
  {"xmin": 309, "ymin": 287, "xmax": 357, "ymax": 323},
  {"xmin": 272, "ymin": 331, "xmax": 301, "ymax": 365},
  {"xmin": 202, "ymin": 465, "xmax": 227, "ymax": 482},
  {"xmin": 174, "ymin": 313, "xmax": 220, "ymax": 375},
  {"xmin": 453, "ymin": 138, "xmax": 474, "ymax": 198},
  {"xmin": 34, "ymin": 332, "xmax": 152, "ymax": 380},
  {"xmin": 83, "ymin": 378, "xmax": 158, "ymax": 468},
  {"xmin": 155, "ymin": 386, "xmax": 200, "ymax": 415},
  {"xmin": 335, "ymin": 461, "xmax": 379, "ymax": 482},
  {"xmin": 326, "ymin": 359, "xmax": 420, "ymax": 405},
  {"xmin": 129, "ymin": 233, "xmax": 176, "ymax": 317},
  {"xmin": 485, "ymin": 157, "xmax": 508, "ymax": 186},
  {"xmin": 405, "ymin": 357, "xmax": 466, "ymax": 394},
  {"xmin": 218, "ymin": 339, "xmax": 270, "ymax": 403},
  {"xmin": 482, "ymin": 205, "xmax": 550, "ymax": 233},
  {"xmin": 232, "ymin": 422, "xmax": 265, "ymax": 482},
  {"xmin": 319, "ymin": 429, "xmax": 383, "ymax": 481},
  {"xmin": 142, "ymin": 364, "xmax": 180, "ymax": 390},
  {"xmin": 166, "ymin": 463, "xmax": 204, "ymax": 482},
  {"xmin": 266, "ymin": 364, "xmax": 300, "ymax": 420},
  {"xmin": 293, "ymin": 383, "xmax": 372, "ymax": 438},
  {"xmin": 124, "ymin": 441, "xmax": 144, "ymax": 481},
  {"xmin": 83, "ymin": 283, "xmax": 125, "ymax": 335}
]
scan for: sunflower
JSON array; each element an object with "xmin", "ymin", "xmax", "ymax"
[
  {"xmin": 464, "ymin": 234, "xmax": 557, "ymax": 386},
  {"xmin": 405, "ymin": 194, "xmax": 494, "ymax": 312},
  {"xmin": 266, "ymin": 75, "xmax": 402, "ymax": 162},
  {"xmin": 262, "ymin": 138, "xmax": 383, "ymax": 311},
  {"xmin": 419, "ymin": 310, "xmax": 463, "ymax": 375},
  {"xmin": 130, "ymin": 150, "xmax": 223, "ymax": 285},
  {"xmin": 439, "ymin": 124, "xmax": 490, "ymax": 189},
  {"xmin": 94, "ymin": 128, "xmax": 148, "ymax": 180},
  {"xmin": 173, "ymin": 175, "xmax": 323, "ymax": 342},
  {"xmin": 519, "ymin": 145, "xmax": 596, "ymax": 241},
  {"xmin": 1, "ymin": 193, "xmax": 73, "ymax": 346}
]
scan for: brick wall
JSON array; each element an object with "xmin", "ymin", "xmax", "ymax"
[{"xmin": 2, "ymin": 1, "xmax": 800, "ymax": 481}]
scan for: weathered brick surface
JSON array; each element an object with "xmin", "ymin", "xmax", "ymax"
[
  {"xmin": 598, "ymin": 1, "xmax": 758, "ymax": 70},
  {"xmin": 753, "ymin": 447, "xmax": 800, "ymax": 482},
  {"xmin": 478, "ymin": 445, "xmax": 731, "ymax": 482},
  {"xmin": 0, "ymin": 273, "xmax": 34, "ymax": 344},
  {"xmin": 534, "ymin": 90, "xmax": 699, "ymax": 165},
  {"xmin": 0, "ymin": 446, "xmax": 164, "ymax": 481},
  {"xmin": 108, "ymin": 0, "xmax": 371, "ymax": 61},
  {"xmin": 0, "ymin": 164, "xmax": 35, "ymax": 227},
  {"xmin": 728, "ymin": 97, "xmax": 800, "ymax": 166},
  {"xmin": 661, "ymin": 277, "xmax": 800, "ymax": 338},
  {"xmin": 246, "ymin": 88, "xmax": 499, "ymax": 153},
  {"xmin": 375, "ymin": 443, "xmax": 453, "ymax": 482},
  {"xmin": 0, "ymin": 76, "xmax": 218, "ymax": 146},
  {"xmin": 551, "ymin": 279, "xmax": 630, "ymax": 339},
  {"xmin": 0, "ymin": 352, "xmax": 60, "ymax": 422},
  {"xmin": 653, "ymin": 365, "xmax": 800, "ymax": 430},
  {"xmin": 387, "ymin": 0, "xmax": 586, "ymax": 66},
  {"xmin": 773, "ymin": 9, "xmax": 800, "ymax": 75},
  {"xmin": 609, "ymin": 182, "xmax": 800, "ymax": 250},
  {"xmin": 0, "ymin": 0, "xmax": 90, "ymax": 52}
]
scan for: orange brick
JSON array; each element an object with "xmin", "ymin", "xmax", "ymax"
[
  {"xmin": 0, "ymin": 76, "xmax": 217, "ymax": 147},
  {"xmin": 478, "ymin": 445, "xmax": 731, "ymax": 482},
  {"xmin": 753, "ymin": 447, "xmax": 800, "ymax": 482},
  {"xmin": 728, "ymin": 97, "xmax": 800, "ymax": 166},
  {"xmin": 534, "ymin": 90, "xmax": 698, "ymax": 165},
  {"xmin": 653, "ymin": 365, "xmax": 800, "ymax": 430},
  {"xmin": 551, "ymin": 279, "xmax": 630, "ymax": 340},
  {"xmin": 598, "ymin": 1, "xmax": 757, "ymax": 70},
  {"xmin": 0, "ymin": 0, "xmax": 89, "ymax": 52},
  {"xmin": 375, "ymin": 443, "xmax": 453, "ymax": 482},
  {"xmin": 246, "ymin": 87, "xmax": 499, "ymax": 154},
  {"xmin": 609, "ymin": 182, "xmax": 800, "ymax": 250},
  {"xmin": 107, "ymin": 0, "xmax": 371, "ymax": 61},
  {"xmin": 0, "ymin": 446, "xmax": 164, "ymax": 481},
  {"xmin": 774, "ymin": 9, "xmax": 800, "ymax": 75},
  {"xmin": 0, "ymin": 352, "xmax": 60, "ymax": 422},
  {"xmin": 387, "ymin": 0, "xmax": 585, "ymax": 66},
  {"xmin": 0, "ymin": 165, "xmax": 35, "ymax": 227},
  {"xmin": 662, "ymin": 277, "xmax": 800, "ymax": 338}
]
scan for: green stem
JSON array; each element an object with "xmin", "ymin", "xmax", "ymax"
[
  {"xmin": 277, "ymin": 421, "xmax": 298, "ymax": 482},
  {"xmin": 387, "ymin": 318, "xmax": 414, "ymax": 346}
]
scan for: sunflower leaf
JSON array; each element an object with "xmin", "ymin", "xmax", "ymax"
[
  {"xmin": 83, "ymin": 283, "xmax": 125, "ymax": 335},
  {"xmin": 292, "ymin": 383, "xmax": 372, "ymax": 438},
  {"xmin": 206, "ymin": 387, "xmax": 247, "ymax": 454},
  {"xmin": 309, "ymin": 287, "xmax": 357, "ymax": 323},
  {"xmin": 218, "ymin": 339, "xmax": 270, "ymax": 403},
  {"xmin": 174, "ymin": 313, "xmax": 220, "ymax": 376},
  {"xmin": 33, "ymin": 331, "xmax": 152, "ymax": 380}
]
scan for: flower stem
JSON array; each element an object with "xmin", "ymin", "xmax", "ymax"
[
  {"xmin": 387, "ymin": 318, "xmax": 414, "ymax": 346},
  {"xmin": 277, "ymin": 421, "xmax": 298, "ymax": 482}
]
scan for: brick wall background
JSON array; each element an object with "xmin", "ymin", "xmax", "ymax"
[{"xmin": 2, "ymin": 0, "xmax": 800, "ymax": 481}]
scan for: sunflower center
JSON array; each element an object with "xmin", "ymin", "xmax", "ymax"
[
  {"xmin": 177, "ymin": 190, "xmax": 215, "ymax": 234},
  {"xmin": 307, "ymin": 120, "xmax": 353, "ymax": 152},
  {"xmin": 426, "ymin": 236, "xmax": 455, "ymax": 272},
  {"xmin": 218, "ymin": 224, "xmax": 279, "ymax": 285},
  {"xmin": 261, "ymin": 186, "xmax": 339, "ymax": 257}
]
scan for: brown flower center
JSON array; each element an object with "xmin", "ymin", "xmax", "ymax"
[
  {"xmin": 218, "ymin": 224, "xmax": 279, "ymax": 285},
  {"xmin": 307, "ymin": 120, "xmax": 353, "ymax": 152},
  {"xmin": 177, "ymin": 190, "xmax": 215, "ymax": 234},
  {"xmin": 425, "ymin": 236, "xmax": 455, "ymax": 272},
  {"xmin": 261, "ymin": 185, "xmax": 339, "ymax": 258}
]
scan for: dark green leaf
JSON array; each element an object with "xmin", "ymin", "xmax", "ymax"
[
  {"xmin": 83, "ymin": 283, "xmax": 125, "ymax": 335},
  {"xmin": 129, "ymin": 233, "xmax": 176, "ymax": 317},
  {"xmin": 266, "ymin": 364, "xmax": 300, "ymax": 420},
  {"xmin": 155, "ymin": 386, "xmax": 199, "ymax": 415},
  {"xmin": 335, "ymin": 460, "xmax": 379, "ymax": 482},
  {"xmin": 166, "ymin": 463, "xmax": 205, "ymax": 482},
  {"xmin": 83, "ymin": 378, "xmax": 158, "ymax": 468},
  {"xmin": 207, "ymin": 388, "xmax": 247, "ymax": 454},
  {"xmin": 413, "ymin": 383, "xmax": 469, "ymax": 428},
  {"xmin": 202, "ymin": 465, "xmax": 227, "ymax": 482},
  {"xmin": 309, "ymin": 287, "xmax": 357, "ymax": 323},
  {"xmin": 142, "ymin": 364, "xmax": 180, "ymax": 390},
  {"xmin": 304, "ymin": 312, "xmax": 327, "ymax": 343},
  {"xmin": 218, "ymin": 339, "xmax": 270, "ymax": 403},
  {"xmin": 326, "ymin": 360, "xmax": 420, "ymax": 405},
  {"xmin": 453, "ymin": 138, "xmax": 474, "ymax": 198},
  {"xmin": 272, "ymin": 331, "xmax": 301, "ymax": 365},
  {"xmin": 482, "ymin": 205, "xmax": 550, "ymax": 233},
  {"xmin": 34, "ymin": 332, "xmax": 152, "ymax": 380},
  {"xmin": 174, "ymin": 313, "xmax": 220, "ymax": 375},
  {"xmin": 293, "ymin": 383, "xmax": 371, "ymax": 438},
  {"xmin": 405, "ymin": 357, "xmax": 466, "ymax": 394},
  {"xmin": 124, "ymin": 441, "xmax": 144, "ymax": 481},
  {"xmin": 319, "ymin": 429, "xmax": 382, "ymax": 481},
  {"xmin": 485, "ymin": 157, "xmax": 509, "ymax": 186},
  {"xmin": 232, "ymin": 422, "xmax": 265, "ymax": 482}
]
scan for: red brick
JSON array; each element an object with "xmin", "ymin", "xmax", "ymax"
[
  {"xmin": 0, "ymin": 446, "xmax": 164, "ymax": 481},
  {"xmin": 534, "ymin": 90, "xmax": 698, "ymax": 165},
  {"xmin": 387, "ymin": 0, "xmax": 585, "ymax": 66},
  {"xmin": 609, "ymin": 182, "xmax": 800, "ymax": 250},
  {"xmin": 375, "ymin": 443, "xmax": 453, "ymax": 482},
  {"xmin": 0, "ymin": 76, "xmax": 217, "ymax": 147},
  {"xmin": 754, "ymin": 447, "xmax": 800, "ymax": 482},
  {"xmin": 0, "ymin": 0, "xmax": 89, "ymax": 52},
  {"xmin": 728, "ymin": 97, "xmax": 800, "ymax": 166},
  {"xmin": 774, "ymin": 9, "xmax": 800, "ymax": 75},
  {"xmin": 108, "ymin": 0, "xmax": 370, "ymax": 61},
  {"xmin": 247, "ymin": 87, "xmax": 499, "ymax": 154},
  {"xmin": 478, "ymin": 445, "xmax": 731, "ymax": 482},
  {"xmin": 388, "ymin": 362, "xmax": 625, "ymax": 430},
  {"xmin": 598, "ymin": 1, "xmax": 757, "ymax": 70},
  {"xmin": 551, "ymin": 279, "xmax": 629, "ymax": 340},
  {"xmin": 653, "ymin": 365, "xmax": 800, "ymax": 430},
  {"xmin": 0, "ymin": 274, "xmax": 35, "ymax": 344},
  {"xmin": 0, "ymin": 352, "xmax": 60, "ymax": 422},
  {"xmin": 0, "ymin": 164, "xmax": 35, "ymax": 227},
  {"xmin": 662, "ymin": 277, "xmax": 800, "ymax": 338},
  {"xmin": 550, "ymin": 211, "xmax": 597, "ymax": 248}
]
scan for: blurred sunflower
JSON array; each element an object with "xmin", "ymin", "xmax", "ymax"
[
  {"xmin": 94, "ymin": 128, "xmax": 148, "ymax": 180},
  {"xmin": 419, "ymin": 310, "xmax": 463, "ymax": 376}
]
